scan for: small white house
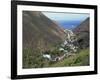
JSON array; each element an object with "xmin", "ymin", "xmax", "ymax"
[
  {"xmin": 59, "ymin": 48, "xmax": 64, "ymax": 51},
  {"xmin": 64, "ymin": 50, "xmax": 68, "ymax": 53},
  {"xmin": 43, "ymin": 54, "xmax": 51, "ymax": 60},
  {"xmin": 63, "ymin": 40, "xmax": 68, "ymax": 45}
]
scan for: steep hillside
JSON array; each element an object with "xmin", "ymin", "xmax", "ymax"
[
  {"xmin": 73, "ymin": 18, "xmax": 90, "ymax": 49},
  {"xmin": 23, "ymin": 11, "xmax": 65, "ymax": 52},
  {"xmin": 23, "ymin": 11, "xmax": 67, "ymax": 68}
]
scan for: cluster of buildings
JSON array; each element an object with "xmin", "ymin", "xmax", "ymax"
[{"xmin": 42, "ymin": 29, "xmax": 78, "ymax": 62}]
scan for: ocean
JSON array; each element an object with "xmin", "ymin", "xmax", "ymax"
[{"xmin": 57, "ymin": 20, "xmax": 82, "ymax": 30}]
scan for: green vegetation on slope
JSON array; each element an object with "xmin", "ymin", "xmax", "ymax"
[
  {"xmin": 23, "ymin": 48, "xmax": 45, "ymax": 68},
  {"xmin": 23, "ymin": 48, "xmax": 89, "ymax": 68},
  {"xmin": 50, "ymin": 48, "xmax": 89, "ymax": 67}
]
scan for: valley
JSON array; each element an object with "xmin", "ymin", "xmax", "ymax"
[{"xmin": 22, "ymin": 11, "xmax": 90, "ymax": 68}]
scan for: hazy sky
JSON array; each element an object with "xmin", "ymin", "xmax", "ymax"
[{"xmin": 42, "ymin": 12, "xmax": 89, "ymax": 22}]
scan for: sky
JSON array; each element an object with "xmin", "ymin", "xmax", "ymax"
[
  {"xmin": 42, "ymin": 12, "xmax": 89, "ymax": 30},
  {"xmin": 42, "ymin": 12, "xmax": 89, "ymax": 22}
]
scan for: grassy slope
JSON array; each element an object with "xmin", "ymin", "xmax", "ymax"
[
  {"xmin": 23, "ymin": 48, "xmax": 89, "ymax": 68},
  {"xmin": 50, "ymin": 48, "xmax": 89, "ymax": 67}
]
